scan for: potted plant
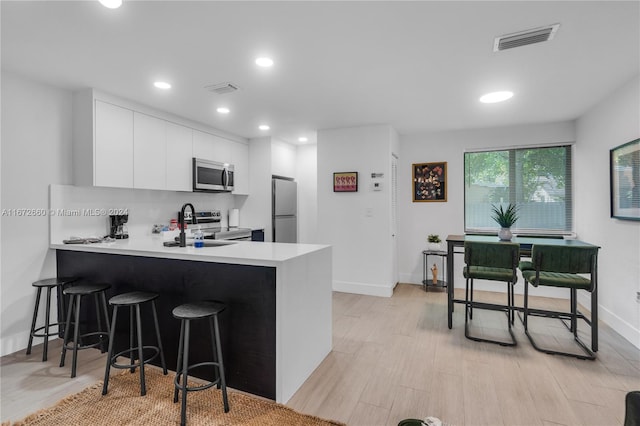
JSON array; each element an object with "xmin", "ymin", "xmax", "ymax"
[
  {"xmin": 427, "ymin": 234, "xmax": 442, "ymax": 251},
  {"xmin": 491, "ymin": 203, "xmax": 519, "ymax": 241}
]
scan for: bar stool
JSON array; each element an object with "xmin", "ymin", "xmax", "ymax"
[
  {"xmin": 26, "ymin": 277, "xmax": 78, "ymax": 361},
  {"xmin": 102, "ymin": 291, "xmax": 167, "ymax": 396},
  {"xmin": 173, "ymin": 301, "xmax": 229, "ymax": 426},
  {"xmin": 59, "ymin": 283, "xmax": 111, "ymax": 378}
]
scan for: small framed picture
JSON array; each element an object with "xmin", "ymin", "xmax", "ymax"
[
  {"xmin": 413, "ymin": 162, "xmax": 447, "ymax": 202},
  {"xmin": 610, "ymin": 138, "xmax": 640, "ymax": 220},
  {"xmin": 334, "ymin": 172, "xmax": 358, "ymax": 192}
]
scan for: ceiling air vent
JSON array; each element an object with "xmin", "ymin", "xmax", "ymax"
[
  {"xmin": 205, "ymin": 82, "xmax": 240, "ymax": 95},
  {"xmin": 493, "ymin": 23, "xmax": 560, "ymax": 52}
]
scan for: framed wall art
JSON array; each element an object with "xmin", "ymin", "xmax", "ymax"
[
  {"xmin": 334, "ymin": 172, "xmax": 358, "ymax": 192},
  {"xmin": 610, "ymin": 138, "xmax": 640, "ymax": 220},
  {"xmin": 413, "ymin": 162, "xmax": 447, "ymax": 202}
]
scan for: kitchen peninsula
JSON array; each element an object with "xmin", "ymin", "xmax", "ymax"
[{"xmin": 50, "ymin": 237, "xmax": 332, "ymax": 404}]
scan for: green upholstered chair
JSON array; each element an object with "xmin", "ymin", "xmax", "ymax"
[
  {"xmin": 520, "ymin": 244, "xmax": 600, "ymax": 360},
  {"xmin": 463, "ymin": 241, "xmax": 519, "ymax": 346}
]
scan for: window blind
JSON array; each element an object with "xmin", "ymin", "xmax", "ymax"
[{"xmin": 464, "ymin": 145, "xmax": 573, "ymax": 235}]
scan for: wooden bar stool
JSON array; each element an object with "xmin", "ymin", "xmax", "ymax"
[
  {"xmin": 102, "ymin": 291, "xmax": 167, "ymax": 396},
  {"xmin": 59, "ymin": 283, "xmax": 111, "ymax": 378},
  {"xmin": 173, "ymin": 301, "xmax": 229, "ymax": 426},
  {"xmin": 26, "ymin": 277, "xmax": 78, "ymax": 362}
]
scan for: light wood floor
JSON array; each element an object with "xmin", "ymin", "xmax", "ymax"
[{"xmin": 2, "ymin": 284, "xmax": 638, "ymax": 425}]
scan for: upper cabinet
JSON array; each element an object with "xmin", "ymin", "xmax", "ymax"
[
  {"xmin": 134, "ymin": 112, "xmax": 166, "ymax": 190},
  {"xmin": 166, "ymin": 122, "xmax": 193, "ymax": 192},
  {"xmin": 72, "ymin": 89, "xmax": 249, "ymax": 194},
  {"xmin": 94, "ymin": 100, "xmax": 134, "ymax": 188},
  {"xmin": 231, "ymin": 141, "xmax": 249, "ymax": 195}
]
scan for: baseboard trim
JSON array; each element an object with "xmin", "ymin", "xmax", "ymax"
[
  {"xmin": 333, "ymin": 280, "xmax": 393, "ymax": 297},
  {"xmin": 577, "ymin": 293, "xmax": 640, "ymax": 350}
]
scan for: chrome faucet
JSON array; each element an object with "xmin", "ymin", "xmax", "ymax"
[{"xmin": 179, "ymin": 203, "xmax": 196, "ymax": 247}]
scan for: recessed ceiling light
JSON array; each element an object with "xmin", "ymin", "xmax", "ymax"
[
  {"xmin": 479, "ymin": 91, "xmax": 514, "ymax": 103},
  {"xmin": 259, "ymin": 124, "xmax": 270, "ymax": 131},
  {"xmin": 216, "ymin": 107, "xmax": 230, "ymax": 114},
  {"xmin": 154, "ymin": 81, "xmax": 171, "ymax": 90},
  {"xmin": 99, "ymin": 0, "xmax": 122, "ymax": 9},
  {"xmin": 255, "ymin": 57, "xmax": 274, "ymax": 67},
  {"xmin": 298, "ymin": 137, "xmax": 308, "ymax": 143}
]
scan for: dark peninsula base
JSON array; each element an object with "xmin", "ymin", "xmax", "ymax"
[{"xmin": 56, "ymin": 250, "xmax": 276, "ymax": 399}]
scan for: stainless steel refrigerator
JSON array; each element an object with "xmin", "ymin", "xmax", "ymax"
[{"xmin": 272, "ymin": 177, "xmax": 297, "ymax": 243}]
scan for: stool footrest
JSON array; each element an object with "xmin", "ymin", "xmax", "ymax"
[
  {"xmin": 174, "ymin": 362, "xmax": 222, "ymax": 393},
  {"xmin": 31, "ymin": 322, "xmax": 65, "ymax": 338},
  {"xmin": 110, "ymin": 346, "xmax": 161, "ymax": 370},
  {"xmin": 62, "ymin": 331, "xmax": 109, "ymax": 351}
]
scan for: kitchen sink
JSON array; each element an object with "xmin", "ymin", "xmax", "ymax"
[{"xmin": 163, "ymin": 240, "xmax": 237, "ymax": 248}]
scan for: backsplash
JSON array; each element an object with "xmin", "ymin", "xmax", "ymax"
[{"xmin": 49, "ymin": 184, "xmax": 238, "ymax": 243}]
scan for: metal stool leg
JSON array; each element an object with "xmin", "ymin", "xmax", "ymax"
[
  {"xmin": 60, "ymin": 294, "xmax": 76, "ymax": 368},
  {"xmin": 70, "ymin": 294, "xmax": 82, "ymax": 378},
  {"xmin": 151, "ymin": 300, "xmax": 167, "ymax": 375},
  {"xmin": 42, "ymin": 286, "xmax": 53, "ymax": 361},
  {"xmin": 212, "ymin": 315, "xmax": 229, "ymax": 412},
  {"xmin": 102, "ymin": 306, "xmax": 119, "ymax": 395},
  {"xmin": 173, "ymin": 319, "xmax": 185, "ymax": 403},
  {"xmin": 135, "ymin": 304, "xmax": 146, "ymax": 396},
  {"xmin": 180, "ymin": 320, "xmax": 191, "ymax": 426},
  {"xmin": 129, "ymin": 306, "xmax": 135, "ymax": 373},
  {"xmin": 26, "ymin": 288, "xmax": 43, "ymax": 356}
]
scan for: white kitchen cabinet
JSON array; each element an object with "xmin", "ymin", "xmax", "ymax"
[
  {"xmin": 192, "ymin": 129, "xmax": 215, "ymax": 161},
  {"xmin": 134, "ymin": 112, "xmax": 166, "ymax": 190},
  {"xmin": 193, "ymin": 130, "xmax": 232, "ymax": 164},
  {"xmin": 211, "ymin": 134, "xmax": 232, "ymax": 164},
  {"xmin": 94, "ymin": 100, "xmax": 134, "ymax": 188},
  {"xmin": 166, "ymin": 122, "xmax": 193, "ymax": 192},
  {"xmin": 231, "ymin": 141, "xmax": 249, "ymax": 195}
]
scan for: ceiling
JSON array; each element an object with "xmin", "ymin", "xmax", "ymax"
[{"xmin": 2, "ymin": 1, "xmax": 638, "ymax": 145}]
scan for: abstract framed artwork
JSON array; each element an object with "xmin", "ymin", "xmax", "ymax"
[
  {"xmin": 413, "ymin": 162, "xmax": 447, "ymax": 202},
  {"xmin": 333, "ymin": 172, "xmax": 358, "ymax": 192},
  {"xmin": 610, "ymin": 138, "xmax": 640, "ymax": 220}
]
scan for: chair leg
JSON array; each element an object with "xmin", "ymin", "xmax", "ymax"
[
  {"xmin": 591, "ymin": 285, "xmax": 598, "ymax": 353},
  {"xmin": 94, "ymin": 293, "xmax": 106, "ymax": 353},
  {"xmin": 102, "ymin": 306, "xmax": 119, "ymax": 395},
  {"xmin": 523, "ymin": 284, "xmax": 595, "ymax": 360},
  {"xmin": 26, "ymin": 288, "xmax": 42, "ymax": 356}
]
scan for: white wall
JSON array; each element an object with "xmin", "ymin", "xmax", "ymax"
[
  {"xmin": 575, "ymin": 75, "xmax": 640, "ymax": 349},
  {"xmin": 271, "ymin": 138, "xmax": 297, "ymax": 179},
  {"xmin": 317, "ymin": 125, "xmax": 397, "ymax": 296},
  {"xmin": 296, "ymin": 144, "xmax": 318, "ymax": 244},
  {"xmin": 1, "ymin": 72, "xmax": 74, "ymax": 355},
  {"xmin": 398, "ymin": 121, "xmax": 576, "ymax": 298}
]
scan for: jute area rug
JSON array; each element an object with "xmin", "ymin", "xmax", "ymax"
[{"xmin": 8, "ymin": 367, "xmax": 345, "ymax": 425}]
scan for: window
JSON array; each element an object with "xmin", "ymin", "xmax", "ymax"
[{"xmin": 464, "ymin": 145, "xmax": 573, "ymax": 235}]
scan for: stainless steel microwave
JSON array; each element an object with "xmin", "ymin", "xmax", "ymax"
[{"xmin": 192, "ymin": 158, "xmax": 234, "ymax": 192}]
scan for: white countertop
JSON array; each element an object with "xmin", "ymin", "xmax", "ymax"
[{"xmin": 50, "ymin": 237, "xmax": 330, "ymax": 267}]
